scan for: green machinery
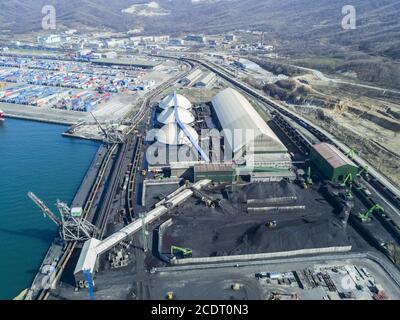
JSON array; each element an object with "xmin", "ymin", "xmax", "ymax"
[
  {"xmin": 341, "ymin": 173, "xmax": 353, "ymax": 188},
  {"xmin": 346, "ymin": 149, "xmax": 357, "ymax": 160},
  {"xmin": 358, "ymin": 204, "xmax": 384, "ymax": 223},
  {"xmin": 357, "ymin": 165, "xmax": 369, "ymax": 178},
  {"xmin": 170, "ymin": 246, "xmax": 192, "ymax": 259}
]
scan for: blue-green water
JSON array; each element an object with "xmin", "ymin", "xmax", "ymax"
[{"xmin": 0, "ymin": 118, "xmax": 99, "ymax": 299}]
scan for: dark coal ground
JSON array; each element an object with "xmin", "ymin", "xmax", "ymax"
[{"xmin": 160, "ymin": 181, "xmax": 373, "ymax": 257}]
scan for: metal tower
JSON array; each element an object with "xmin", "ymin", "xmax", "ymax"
[
  {"xmin": 90, "ymin": 112, "xmax": 125, "ymax": 144},
  {"xmin": 28, "ymin": 192, "xmax": 98, "ymax": 242}
]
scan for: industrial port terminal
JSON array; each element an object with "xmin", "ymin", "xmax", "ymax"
[{"xmin": 5, "ymin": 48, "xmax": 400, "ymax": 301}]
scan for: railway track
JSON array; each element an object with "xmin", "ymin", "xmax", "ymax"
[
  {"xmin": 126, "ymin": 135, "xmax": 144, "ymax": 218},
  {"xmin": 96, "ymin": 138, "xmax": 132, "ymax": 239}
]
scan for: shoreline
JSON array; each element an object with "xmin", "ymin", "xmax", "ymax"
[{"xmin": 4, "ymin": 114, "xmax": 76, "ymax": 126}]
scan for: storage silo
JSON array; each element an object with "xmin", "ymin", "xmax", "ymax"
[
  {"xmin": 159, "ymin": 93, "xmax": 192, "ymax": 110},
  {"xmin": 157, "ymin": 107, "xmax": 195, "ymax": 125},
  {"xmin": 154, "ymin": 123, "xmax": 199, "ymax": 146}
]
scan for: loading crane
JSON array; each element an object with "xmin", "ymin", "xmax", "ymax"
[
  {"xmin": 358, "ymin": 204, "xmax": 385, "ymax": 223},
  {"xmin": 170, "ymin": 246, "xmax": 193, "ymax": 259},
  {"xmin": 346, "ymin": 148, "xmax": 356, "ymax": 160},
  {"xmin": 341, "ymin": 173, "xmax": 353, "ymax": 189},
  {"xmin": 90, "ymin": 112, "xmax": 124, "ymax": 144},
  {"xmin": 357, "ymin": 165, "xmax": 369, "ymax": 178},
  {"xmin": 192, "ymin": 188, "xmax": 220, "ymax": 208},
  {"xmin": 28, "ymin": 192, "xmax": 98, "ymax": 242}
]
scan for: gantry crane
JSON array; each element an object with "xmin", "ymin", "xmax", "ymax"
[
  {"xmin": 90, "ymin": 112, "xmax": 124, "ymax": 145},
  {"xmin": 28, "ymin": 192, "xmax": 98, "ymax": 242}
]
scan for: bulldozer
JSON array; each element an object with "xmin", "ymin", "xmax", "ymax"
[{"xmin": 170, "ymin": 246, "xmax": 192, "ymax": 259}]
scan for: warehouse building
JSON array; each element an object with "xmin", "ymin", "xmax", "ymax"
[
  {"xmin": 179, "ymin": 69, "xmax": 203, "ymax": 86},
  {"xmin": 211, "ymin": 88, "xmax": 292, "ymax": 170},
  {"xmin": 194, "ymin": 72, "xmax": 217, "ymax": 89},
  {"xmin": 310, "ymin": 143, "xmax": 358, "ymax": 182}
]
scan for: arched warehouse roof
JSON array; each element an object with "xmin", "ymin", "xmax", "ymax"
[
  {"xmin": 159, "ymin": 93, "xmax": 192, "ymax": 110},
  {"xmin": 157, "ymin": 107, "xmax": 195, "ymax": 125},
  {"xmin": 211, "ymin": 88, "xmax": 287, "ymax": 155}
]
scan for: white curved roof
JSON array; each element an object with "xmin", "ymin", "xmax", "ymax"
[
  {"xmin": 159, "ymin": 93, "xmax": 192, "ymax": 110},
  {"xmin": 154, "ymin": 123, "xmax": 199, "ymax": 145},
  {"xmin": 157, "ymin": 107, "xmax": 195, "ymax": 125},
  {"xmin": 211, "ymin": 88, "xmax": 287, "ymax": 155}
]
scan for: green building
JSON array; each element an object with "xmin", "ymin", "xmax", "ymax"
[
  {"xmin": 194, "ymin": 164, "xmax": 235, "ymax": 183},
  {"xmin": 310, "ymin": 143, "xmax": 358, "ymax": 182}
]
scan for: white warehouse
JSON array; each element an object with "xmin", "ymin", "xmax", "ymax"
[{"xmin": 211, "ymin": 88, "xmax": 292, "ymax": 169}]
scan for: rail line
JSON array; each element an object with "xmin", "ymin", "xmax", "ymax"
[
  {"xmin": 126, "ymin": 135, "xmax": 144, "ymax": 218},
  {"xmin": 97, "ymin": 139, "xmax": 131, "ymax": 239}
]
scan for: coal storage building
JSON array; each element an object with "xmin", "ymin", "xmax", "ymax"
[{"xmin": 310, "ymin": 142, "xmax": 358, "ymax": 182}]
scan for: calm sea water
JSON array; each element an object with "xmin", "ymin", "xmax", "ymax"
[{"xmin": 0, "ymin": 118, "xmax": 99, "ymax": 299}]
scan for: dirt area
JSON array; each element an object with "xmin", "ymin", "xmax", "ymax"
[
  {"xmin": 92, "ymin": 92, "xmax": 141, "ymax": 121},
  {"xmin": 260, "ymin": 68, "xmax": 400, "ymax": 187}
]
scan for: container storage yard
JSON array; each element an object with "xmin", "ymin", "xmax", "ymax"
[
  {"xmin": 0, "ymin": 83, "xmax": 113, "ymax": 112},
  {"xmin": 0, "ymin": 55, "xmax": 168, "ymax": 119}
]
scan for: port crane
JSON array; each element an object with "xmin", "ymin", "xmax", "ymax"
[
  {"xmin": 341, "ymin": 173, "xmax": 353, "ymax": 188},
  {"xmin": 358, "ymin": 204, "xmax": 385, "ymax": 223},
  {"xmin": 357, "ymin": 165, "xmax": 369, "ymax": 178},
  {"xmin": 27, "ymin": 192, "xmax": 98, "ymax": 242},
  {"xmin": 90, "ymin": 112, "xmax": 124, "ymax": 145}
]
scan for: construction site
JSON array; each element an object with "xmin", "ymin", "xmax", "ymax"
[{"xmin": 16, "ymin": 53, "xmax": 400, "ymax": 301}]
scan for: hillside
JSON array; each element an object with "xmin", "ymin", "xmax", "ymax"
[{"xmin": 1, "ymin": 0, "xmax": 399, "ymax": 63}]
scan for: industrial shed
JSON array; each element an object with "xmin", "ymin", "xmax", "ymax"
[
  {"xmin": 194, "ymin": 72, "xmax": 217, "ymax": 89},
  {"xmin": 211, "ymin": 88, "xmax": 291, "ymax": 169},
  {"xmin": 310, "ymin": 143, "xmax": 358, "ymax": 182},
  {"xmin": 179, "ymin": 68, "xmax": 203, "ymax": 86}
]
